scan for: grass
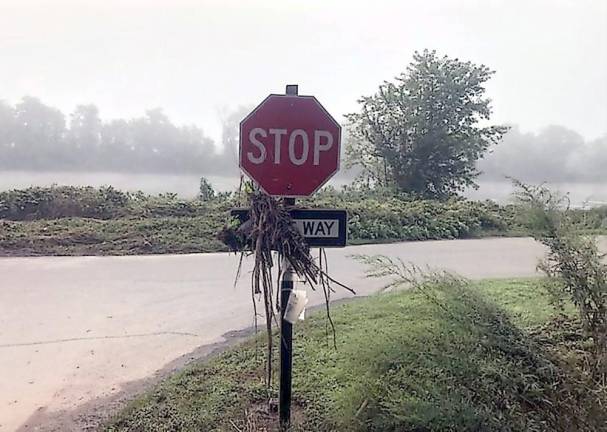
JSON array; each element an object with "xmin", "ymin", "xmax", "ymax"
[
  {"xmin": 104, "ymin": 278, "xmax": 605, "ymax": 431},
  {"xmin": 0, "ymin": 216, "xmax": 532, "ymax": 257}
]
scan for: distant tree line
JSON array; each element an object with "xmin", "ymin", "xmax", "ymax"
[
  {"xmin": 0, "ymin": 93, "xmax": 604, "ymax": 186},
  {"xmin": 479, "ymin": 125, "xmax": 607, "ymax": 183},
  {"xmin": 0, "ymin": 96, "xmax": 240, "ymax": 175}
]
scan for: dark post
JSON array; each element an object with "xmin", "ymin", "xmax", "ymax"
[
  {"xmin": 279, "ymin": 247, "xmax": 294, "ymax": 428},
  {"xmin": 279, "ymin": 84, "xmax": 298, "ymax": 429}
]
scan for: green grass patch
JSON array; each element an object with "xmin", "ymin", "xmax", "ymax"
[{"xmin": 104, "ymin": 278, "xmax": 604, "ymax": 431}]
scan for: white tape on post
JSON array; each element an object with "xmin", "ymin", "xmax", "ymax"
[{"xmin": 284, "ymin": 289, "xmax": 308, "ymax": 324}]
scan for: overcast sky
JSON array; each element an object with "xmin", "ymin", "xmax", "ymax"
[{"xmin": 1, "ymin": 0, "xmax": 605, "ymax": 143}]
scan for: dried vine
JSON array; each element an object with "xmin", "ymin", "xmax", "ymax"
[{"xmin": 218, "ymin": 191, "xmax": 354, "ymax": 387}]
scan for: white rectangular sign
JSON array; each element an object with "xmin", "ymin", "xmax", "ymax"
[{"xmin": 231, "ymin": 208, "xmax": 347, "ymax": 247}]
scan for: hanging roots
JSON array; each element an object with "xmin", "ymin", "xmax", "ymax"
[{"xmin": 218, "ymin": 191, "xmax": 354, "ymax": 387}]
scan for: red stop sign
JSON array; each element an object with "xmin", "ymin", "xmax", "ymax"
[{"xmin": 239, "ymin": 94, "xmax": 341, "ymax": 197}]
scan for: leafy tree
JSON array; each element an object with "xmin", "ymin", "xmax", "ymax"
[
  {"xmin": 0, "ymin": 97, "xmax": 234, "ymax": 174},
  {"xmin": 218, "ymin": 105, "xmax": 252, "ymax": 175},
  {"xmin": 68, "ymin": 104, "xmax": 102, "ymax": 167},
  {"xmin": 174, "ymin": 124, "xmax": 216, "ymax": 173},
  {"xmin": 13, "ymin": 96, "xmax": 67, "ymax": 168},
  {"xmin": 68, "ymin": 104, "xmax": 101, "ymax": 149},
  {"xmin": 129, "ymin": 108, "xmax": 178, "ymax": 171},
  {"xmin": 100, "ymin": 119, "xmax": 132, "ymax": 170},
  {"xmin": 346, "ymin": 50, "xmax": 508, "ymax": 199},
  {"xmin": 0, "ymin": 100, "xmax": 16, "ymax": 159}
]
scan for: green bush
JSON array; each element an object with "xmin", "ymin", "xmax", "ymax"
[
  {"xmin": 0, "ymin": 186, "xmax": 234, "ymax": 221},
  {"xmin": 514, "ymin": 181, "xmax": 607, "ymax": 377},
  {"xmin": 0, "ymin": 185, "xmax": 603, "ymax": 256},
  {"xmin": 0, "ymin": 186, "xmax": 130, "ymax": 220},
  {"xmin": 309, "ymin": 190, "xmax": 514, "ymax": 241}
]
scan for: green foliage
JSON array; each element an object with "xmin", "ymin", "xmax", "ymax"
[
  {"xmin": 0, "ymin": 215, "xmax": 228, "ymax": 256},
  {"xmin": 198, "ymin": 176, "xmax": 216, "ymax": 201},
  {"xmin": 309, "ymin": 189, "xmax": 515, "ymax": 241},
  {"xmin": 346, "ymin": 50, "xmax": 508, "ymax": 199},
  {"xmin": 0, "ymin": 186, "xmax": 234, "ymax": 255},
  {"xmin": 513, "ymin": 180, "xmax": 607, "ymax": 375},
  {"xmin": 0, "ymin": 185, "xmax": 603, "ymax": 256},
  {"xmin": 328, "ymin": 281, "xmax": 577, "ymax": 431},
  {"xmin": 0, "ymin": 185, "xmax": 234, "ymax": 221},
  {"xmin": 569, "ymin": 205, "xmax": 607, "ymax": 233},
  {"xmin": 104, "ymin": 278, "xmax": 604, "ymax": 431},
  {"xmin": 0, "ymin": 185, "xmax": 130, "ymax": 220}
]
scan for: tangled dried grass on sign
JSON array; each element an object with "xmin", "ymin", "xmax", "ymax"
[{"xmin": 218, "ymin": 191, "xmax": 354, "ymax": 387}]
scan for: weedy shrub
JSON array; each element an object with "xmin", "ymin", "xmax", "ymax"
[
  {"xmin": 310, "ymin": 189, "xmax": 515, "ymax": 241},
  {"xmin": 0, "ymin": 185, "xmax": 130, "ymax": 220},
  {"xmin": 1, "ymin": 185, "xmax": 604, "ymax": 257},
  {"xmin": 352, "ymin": 255, "xmax": 603, "ymax": 431},
  {"xmin": 513, "ymin": 180, "xmax": 607, "ymax": 378},
  {"xmin": 0, "ymin": 185, "xmax": 236, "ymax": 221},
  {"xmin": 198, "ymin": 176, "xmax": 216, "ymax": 201}
]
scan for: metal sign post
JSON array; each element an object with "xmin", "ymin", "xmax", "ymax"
[
  {"xmin": 279, "ymin": 199, "xmax": 295, "ymax": 428},
  {"xmin": 280, "ymin": 84, "xmax": 298, "ymax": 429},
  {"xmin": 236, "ymin": 84, "xmax": 345, "ymax": 429}
]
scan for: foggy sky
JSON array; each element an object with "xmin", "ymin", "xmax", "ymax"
[{"xmin": 1, "ymin": 0, "xmax": 606, "ymax": 144}]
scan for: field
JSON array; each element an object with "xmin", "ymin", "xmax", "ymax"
[
  {"xmin": 104, "ymin": 277, "xmax": 605, "ymax": 431},
  {"xmin": 2, "ymin": 185, "xmax": 605, "ymax": 256}
]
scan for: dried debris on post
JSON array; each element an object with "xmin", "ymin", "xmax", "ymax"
[{"xmin": 218, "ymin": 191, "xmax": 354, "ymax": 387}]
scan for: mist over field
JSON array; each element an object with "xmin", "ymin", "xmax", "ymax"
[
  {"xmin": 1, "ymin": 171, "xmax": 606, "ymax": 207},
  {"xmin": 0, "ymin": 103, "xmax": 605, "ymax": 206}
]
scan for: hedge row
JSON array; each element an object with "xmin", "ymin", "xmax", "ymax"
[
  {"xmin": 307, "ymin": 192, "xmax": 517, "ymax": 241},
  {"xmin": 0, "ymin": 186, "xmax": 223, "ymax": 220},
  {"xmin": 0, "ymin": 186, "xmax": 605, "ymax": 255}
]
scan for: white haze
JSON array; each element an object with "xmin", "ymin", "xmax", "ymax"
[
  {"xmin": 2, "ymin": 171, "xmax": 606, "ymax": 207},
  {"xmin": 1, "ymin": 0, "xmax": 605, "ymax": 143},
  {"xmin": 0, "ymin": 0, "xmax": 605, "ymax": 201}
]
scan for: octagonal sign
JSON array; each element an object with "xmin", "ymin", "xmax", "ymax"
[{"xmin": 239, "ymin": 94, "xmax": 341, "ymax": 197}]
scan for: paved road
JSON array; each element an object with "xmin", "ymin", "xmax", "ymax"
[{"xmin": 1, "ymin": 237, "xmax": 600, "ymax": 431}]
